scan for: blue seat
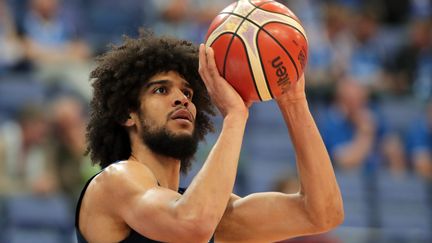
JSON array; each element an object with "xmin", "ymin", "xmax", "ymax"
[
  {"xmin": 0, "ymin": 74, "xmax": 46, "ymax": 120},
  {"xmin": 376, "ymin": 171, "xmax": 431, "ymax": 234},
  {"xmin": 82, "ymin": 0, "xmax": 150, "ymax": 51},
  {"xmin": 335, "ymin": 171, "xmax": 370, "ymax": 228},
  {"xmin": 2, "ymin": 194, "xmax": 74, "ymax": 243}
]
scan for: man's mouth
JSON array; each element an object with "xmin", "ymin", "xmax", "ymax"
[{"xmin": 170, "ymin": 109, "xmax": 193, "ymax": 122}]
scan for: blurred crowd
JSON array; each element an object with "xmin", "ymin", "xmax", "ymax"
[{"xmin": 0, "ymin": 0, "xmax": 431, "ymax": 242}]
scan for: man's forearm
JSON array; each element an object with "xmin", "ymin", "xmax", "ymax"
[
  {"xmin": 176, "ymin": 113, "xmax": 247, "ymax": 231},
  {"xmin": 277, "ymin": 98, "xmax": 343, "ymax": 227}
]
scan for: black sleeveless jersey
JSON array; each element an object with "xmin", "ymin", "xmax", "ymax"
[{"xmin": 75, "ymin": 171, "xmax": 214, "ymax": 243}]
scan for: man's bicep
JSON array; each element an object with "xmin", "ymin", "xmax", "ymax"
[
  {"xmin": 215, "ymin": 192, "xmax": 317, "ymax": 243},
  {"xmin": 119, "ymin": 186, "xmax": 186, "ymax": 240},
  {"xmin": 104, "ymin": 164, "xmax": 187, "ymax": 241}
]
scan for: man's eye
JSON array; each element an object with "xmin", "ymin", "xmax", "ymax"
[
  {"xmin": 183, "ymin": 90, "xmax": 193, "ymax": 99},
  {"xmin": 154, "ymin": 87, "xmax": 167, "ymax": 94}
]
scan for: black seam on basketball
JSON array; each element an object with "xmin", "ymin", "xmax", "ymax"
[
  {"xmin": 256, "ymin": 33, "xmax": 275, "ymax": 99},
  {"xmin": 209, "ymin": 2, "xmax": 239, "ymax": 78},
  {"xmin": 265, "ymin": 21, "xmax": 307, "ymax": 45},
  {"xmin": 214, "ymin": 1, "xmax": 277, "ymax": 101},
  {"xmin": 222, "ymin": 39, "xmax": 234, "ymax": 78},
  {"xmin": 242, "ymin": 0, "xmax": 302, "ymax": 32},
  {"xmin": 247, "ymin": 0, "xmax": 275, "ymax": 8},
  {"xmin": 219, "ymin": 11, "xmax": 307, "ymax": 43},
  {"xmin": 216, "ymin": 12, "xmax": 302, "ymax": 79},
  {"xmin": 254, "ymin": 1, "xmax": 301, "ymax": 22},
  {"xmin": 222, "ymin": 1, "xmax": 260, "ymax": 88},
  {"xmin": 234, "ymin": 33, "xmax": 263, "ymax": 101},
  {"xmin": 208, "ymin": 32, "xmax": 234, "ymax": 78},
  {"xmin": 209, "ymin": 1, "xmax": 306, "ymax": 100},
  {"xmin": 262, "ymin": 21, "xmax": 300, "ymax": 78},
  {"xmin": 232, "ymin": 1, "xmax": 270, "ymax": 101},
  {"xmin": 207, "ymin": 14, "xmax": 236, "ymax": 46},
  {"xmin": 208, "ymin": 31, "xmax": 237, "ymax": 45},
  {"xmin": 209, "ymin": 32, "xmax": 263, "ymax": 101}
]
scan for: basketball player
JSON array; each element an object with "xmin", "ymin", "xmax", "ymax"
[{"xmin": 75, "ymin": 33, "xmax": 344, "ymax": 243}]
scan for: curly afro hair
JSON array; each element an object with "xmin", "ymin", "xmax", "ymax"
[{"xmin": 86, "ymin": 31, "xmax": 215, "ymax": 171}]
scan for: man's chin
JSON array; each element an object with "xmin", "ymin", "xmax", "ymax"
[
  {"xmin": 142, "ymin": 128, "xmax": 199, "ymax": 163},
  {"xmin": 167, "ymin": 125, "xmax": 195, "ymax": 137},
  {"xmin": 172, "ymin": 130, "xmax": 194, "ymax": 138}
]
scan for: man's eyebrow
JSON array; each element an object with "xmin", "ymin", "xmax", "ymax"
[
  {"xmin": 184, "ymin": 82, "xmax": 192, "ymax": 89},
  {"xmin": 144, "ymin": 79, "xmax": 192, "ymax": 89},
  {"xmin": 144, "ymin": 79, "xmax": 170, "ymax": 89}
]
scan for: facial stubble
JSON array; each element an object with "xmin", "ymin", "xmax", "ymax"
[{"xmin": 138, "ymin": 113, "xmax": 198, "ymax": 173}]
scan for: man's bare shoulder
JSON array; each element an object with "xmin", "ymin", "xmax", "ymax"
[
  {"xmin": 79, "ymin": 161, "xmax": 160, "ymax": 241},
  {"xmin": 86, "ymin": 161, "xmax": 159, "ymax": 203}
]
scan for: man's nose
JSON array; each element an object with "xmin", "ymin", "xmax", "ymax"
[{"xmin": 173, "ymin": 90, "xmax": 189, "ymax": 107}]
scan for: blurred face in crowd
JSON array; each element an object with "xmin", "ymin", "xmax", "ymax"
[
  {"xmin": 20, "ymin": 113, "xmax": 49, "ymax": 147},
  {"xmin": 336, "ymin": 78, "xmax": 368, "ymax": 113},
  {"xmin": 411, "ymin": 20, "xmax": 432, "ymax": 49},
  {"xmin": 324, "ymin": 4, "xmax": 350, "ymax": 39},
  {"xmin": 31, "ymin": 0, "xmax": 59, "ymax": 19},
  {"xmin": 353, "ymin": 12, "xmax": 378, "ymax": 43},
  {"xmin": 51, "ymin": 97, "xmax": 87, "ymax": 154}
]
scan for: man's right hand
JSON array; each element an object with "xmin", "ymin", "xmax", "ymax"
[{"xmin": 198, "ymin": 44, "xmax": 250, "ymax": 119}]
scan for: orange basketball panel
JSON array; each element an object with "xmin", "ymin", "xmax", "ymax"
[
  {"xmin": 208, "ymin": 33, "xmax": 233, "ymax": 77},
  {"xmin": 257, "ymin": 1, "xmax": 300, "ymax": 21},
  {"xmin": 262, "ymin": 22, "xmax": 308, "ymax": 74},
  {"xmin": 257, "ymin": 29, "xmax": 299, "ymax": 98},
  {"xmin": 205, "ymin": 13, "xmax": 231, "ymax": 41},
  {"xmin": 225, "ymin": 36, "xmax": 261, "ymax": 102}
]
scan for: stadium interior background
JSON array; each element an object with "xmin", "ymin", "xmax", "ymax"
[{"xmin": 0, "ymin": 0, "xmax": 431, "ymax": 242}]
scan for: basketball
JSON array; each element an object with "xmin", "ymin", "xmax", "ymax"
[{"xmin": 205, "ymin": 0, "xmax": 308, "ymax": 102}]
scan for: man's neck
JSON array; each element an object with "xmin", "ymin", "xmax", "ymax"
[{"xmin": 130, "ymin": 142, "xmax": 181, "ymax": 191}]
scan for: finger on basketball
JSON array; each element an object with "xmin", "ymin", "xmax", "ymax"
[
  {"xmin": 199, "ymin": 44, "xmax": 211, "ymax": 84},
  {"xmin": 205, "ymin": 47, "xmax": 220, "ymax": 79}
]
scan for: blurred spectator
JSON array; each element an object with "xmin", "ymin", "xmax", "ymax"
[
  {"xmin": 319, "ymin": 78, "xmax": 406, "ymax": 173},
  {"xmin": 282, "ymin": 0, "xmax": 323, "ymax": 34},
  {"xmin": 305, "ymin": 3, "xmax": 353, "ymax": 91},
  {"xmin": 83, "ymin": 0, "xmax": 152, "ymax": 52},
  {"xmin": 381, "ymin": 132, "xmax": 408, "ymax": 175},
  {"xmin": 0, "ymin": 0, "xmax": 25, "ymax": 73},
  {"xmin": 347, "ymin": 8, "xmax": 388, "ymax": 92},
  {"xmin": 385, "ymin": 18, "xmax": 432, "ymax": 99},
  {"xmin": 372, "ymin": 0, "xmax": 411, "ymax": 26},
  {"xmin": 151, "ymin": 0, "xmax": 199, "ymax": 42},
  {"xmin": 20, "ymin": 0, "xmax": 93, "ymax": 100},
  {"xmin": 48, "ymin": 96, "xmax": 97, "ymax": 204},
  {"xmin": 0, "ymin": 104, "xmax": 58, "ymax": 196},
  {"xmin": 151, "ymin": 0, "xmax": 232, "ymax": 43},
  {"xmin": 317, "ymin": 78, "xmax": 409, "ymax": 230},
  {"xmin": 406, "ymin": 100, "xmax": 432, "ymax": 180},
  {"xmin": 410, "ymin": 0, "xmax": 432, "ymax": 19},
  {"xmin": 22, "ymin": 0, "xmax": 90, "ymax": 64},
  {"xmin": 332, "ymin": 0, "xmax": 363, "ymax": 10}
]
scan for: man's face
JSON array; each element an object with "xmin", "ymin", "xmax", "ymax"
[
  {"xmin": 134, "ymin": 71, "xmax": 198, "ymax": 161},
  {"xmin": 137, "ymin": 71, "xmax": 196, "ymax": 135}
]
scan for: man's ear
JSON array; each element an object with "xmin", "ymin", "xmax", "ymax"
[{"xmin": 123, "ymin": 113, "xmax": 136, "ymax": 127}]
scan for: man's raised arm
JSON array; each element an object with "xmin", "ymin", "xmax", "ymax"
[{"xmin": 215, "ymin": 75, "xmax": 344, "ymax": 243}]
